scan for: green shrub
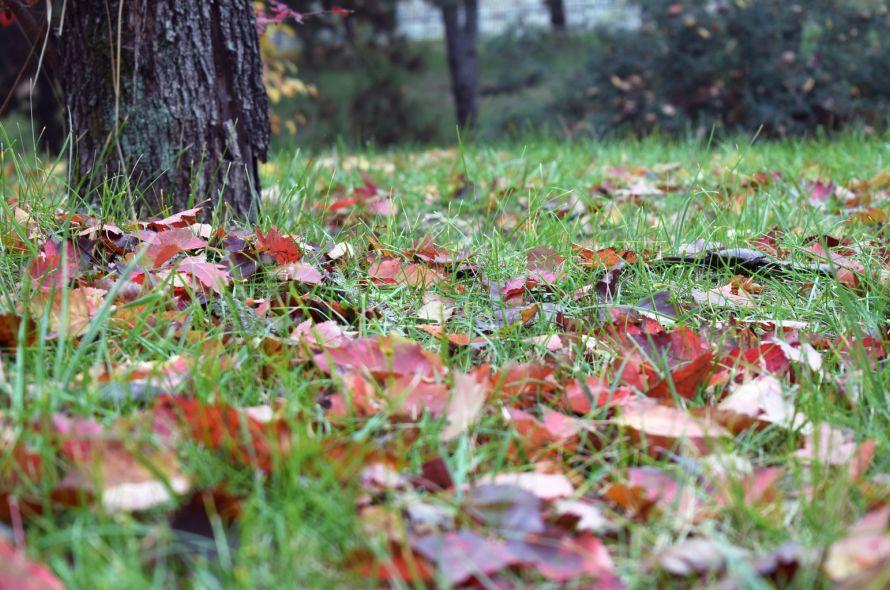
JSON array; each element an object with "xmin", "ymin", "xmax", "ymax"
[{"xmin": 562, "ymin": 0, "xmax": 890, "ymax": 136}]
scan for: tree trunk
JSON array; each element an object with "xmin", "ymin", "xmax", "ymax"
[
  {"xmin": 441, "ymin": 0, "xmax": 478, "ymax": 129},
  {"xmin": 57, "ymin": 0, "xmax": 270, "ymax": 219},
  {"xmin": 546, "ymin": 0, "xmax": 567, "ymax": 31}
]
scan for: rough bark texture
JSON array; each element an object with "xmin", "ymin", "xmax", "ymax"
[
  {"xmin": 546, "ymin": 0, "xmax": 567, "ymax": 30},
  {"xmin": 57, "ymin": 0, "xmax": 270, "ymax": 219},
  {"xmin": 441, "ymin": 0, "xmax": 478, "ymax": 128}
]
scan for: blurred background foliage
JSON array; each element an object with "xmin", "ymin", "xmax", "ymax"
[{"xmin": 2, "ymin": 0, "xmax": 888, "ymax": 150}]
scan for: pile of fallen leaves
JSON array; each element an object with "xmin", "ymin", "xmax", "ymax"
[{"xmin": 1, "ymin": 160, "xmax": 888, "ymax": 588}]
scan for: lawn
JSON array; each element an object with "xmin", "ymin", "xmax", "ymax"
[{"xmin": 1, "ymin": 133, "xmax": 888, "ymax": 589}]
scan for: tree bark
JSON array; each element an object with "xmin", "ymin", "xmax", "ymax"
[
  {"xmin": 57, "ymin": 0, "xmax": 270, "ymax": 219},
  {"xmin": 546, "ymin": 0, "xmax": 567, "ymax": 31},
  {"xmin": 441, "ymin": 0, "xmax": 478, "ymax": 129}
]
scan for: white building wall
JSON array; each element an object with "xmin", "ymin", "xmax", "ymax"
[{"xmin": 396, "ymin": 0, "xmax": 639, "ymax": 39}]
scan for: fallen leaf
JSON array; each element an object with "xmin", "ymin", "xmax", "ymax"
[
  {"xmin": 271, "ymin": 261, "xmax": 324, "ymax": 285},
  {"xmin": 0, "ymin": 537, "xmax": 65, "ymax": 590},
  {"xmin": 614, "ymin": 400, "xmax": 729, "ymax": 456},
  {"xmin": 478, "ymin": 471, "xmax": 575, "ymax": 500},
  {"xmin": 441, "ymin": 368, "xmax": 490, "ymax": 440},
  {"xmin": 825, "ymin": 506, "xmax": 890, "ymax": 581},
  {"xmin": 464, "ymin": 484, "xmax": 545, "ymax": 534},
  {"xmin": 141, "ymin": 228, "xmax": 207, "ymax": 267},
  {"xmin": 256, "ymin": 227, "xmax": 302, "ymax": 264},
  {"xmin": 369, "ymin": 258, "xmax": 443, "ymax": 288},
  {"xmin": 412, "ymin": 529, "xmax": 518, "ymax": 586},
  {"xmin": 173, "ymin": 257, "xmax": 230, "ymax": 292},
  {"xmin": 654, "ymin": 537, "xmax": 733, "ymax": 576},
  {"xmin": 795, "ymin": 423, "xmax": 876, "ymax": 480}
]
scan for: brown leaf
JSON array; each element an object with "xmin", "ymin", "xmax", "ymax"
[
  {"xmin": 417, "ymin": 324, "xmax": 488, "ymax": 347},
  {"xmin": 31, "ymin": 287, "xmax": 107, "ymax": 338},
  {"xmin": 55, "ymin": 437, "xmax": 190, "ymax": 512}
]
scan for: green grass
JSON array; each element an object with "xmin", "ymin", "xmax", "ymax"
[{"xmin": 1, "ymin": 131, "xmax": 888, "ymax": 589}]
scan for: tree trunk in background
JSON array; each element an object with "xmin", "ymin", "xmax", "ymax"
[
  {"xmin": 546, "ymin": 0, "xmax": 567, "ymax": 31},
  {"xmin": 441, "ymin": 0, "xmax": 478, "ymax": 128},
  {"xmin": 57, "ymin": 0, "xmax": 270, "ymax": 219}
]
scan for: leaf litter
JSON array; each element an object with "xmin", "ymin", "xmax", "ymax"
[{"xmin": 1, "ymin": 153, "xmax": 888, "ymax": 588}]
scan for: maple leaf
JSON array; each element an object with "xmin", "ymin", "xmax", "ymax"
[
  {"xmin": 412, "ymin": 529, "xmax": 520, "ymax": 586},
  {"xmin": 417, "ymin": 324, "xmax": 488, "ymax": 347},
  {"xmin": 477, "ymin": 471, "xmax": 575, "ymax": 500},
  {"xmin": 506, "ymin": 406, "xmax": 584, "ymax": 452},
  {"xmin": 795, "ymin": 423, "xmax": 876, "ymax": 480},
  {"xmin": 140, "ymin": 228, "xmax": 207, "ymax": 267},
  {"xmin": 291, "ymin": 319, "xmax": 355, "ymax": 350},
  {"xmin": 464, "ymin": 484, "xmax": 546, "ymax": 534},
  {"xmin": 256, "ymin": 227, "xmax": 302, "ymax": 264}
]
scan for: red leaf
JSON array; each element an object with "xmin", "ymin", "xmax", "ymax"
[
  {"xmin": 314, "ymin": 335, "xmax": 443, "ymax": 380},
  {"xmin": 256, "ymin": 228, "xmax": 302, "ymax": 264},
  {"xmin": 564, "ymin": 377, "xmax": 634, "ymax": 413},
  {"xmin": 141, "ymin": 228, "xmax": 207, "ymax": 267},
  {"xmin": 0, "ymin": 9, "xmax": 16, "ymax": 28},
  {"xmin": 154, "ymin": 396, "xmax": 287, "ymax": 474},
  {"xmin": 646, "ymin": 351, "xmax": 714, "ymax": 399},
  {"xmin": 0, "ymin": 537, "xmax": 65, "ymax": 590},
  {"xmin": 28, "ymin": 240, "xmax": 80, "ymax": 292}
]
